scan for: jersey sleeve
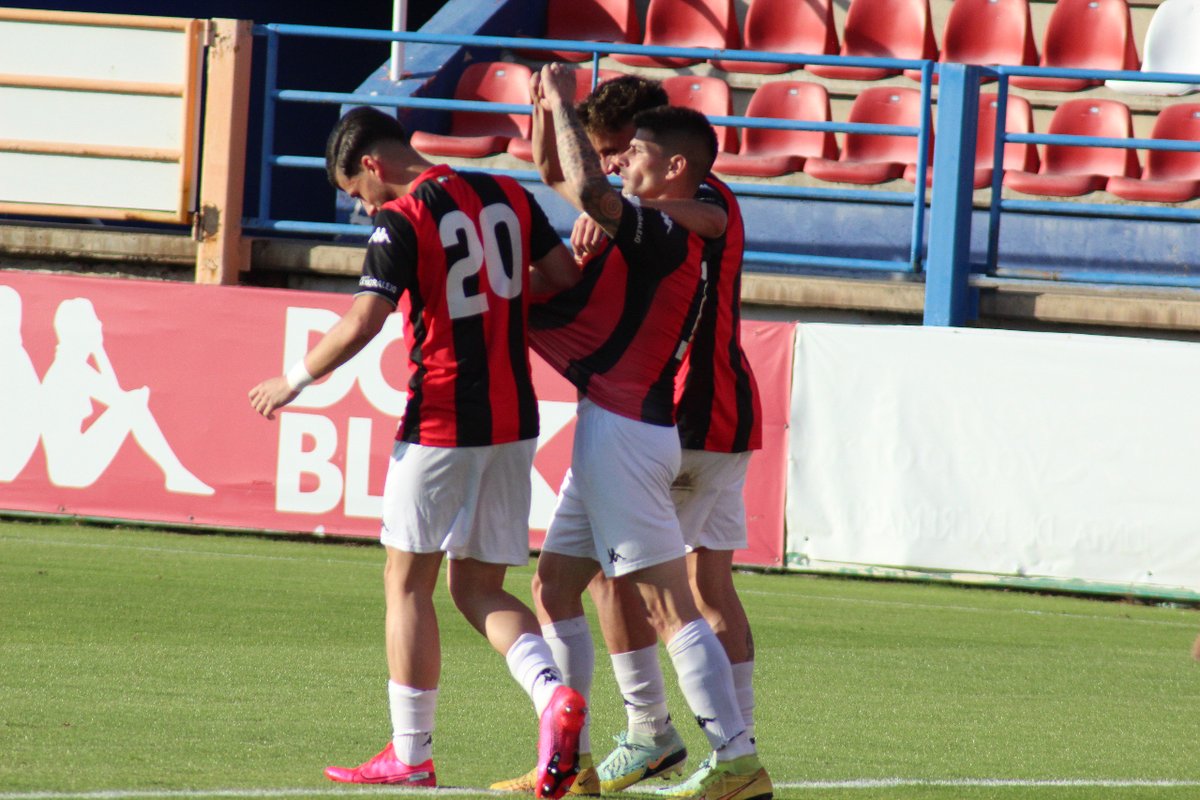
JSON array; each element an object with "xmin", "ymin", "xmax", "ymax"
[
  {"xmin": 694, "ymin": 182, "xmax": 729, "ymax": 214},
  {"xmin": 524, "ymin": 188, "xmax": 563, "ymax": 262},
  {"xmin": 612, "ymin": 195, "xmax": 692, "ymax": 279},
  {"xmin": 356, "ymin": 208, "xmax": 418, "ymax": 307}
]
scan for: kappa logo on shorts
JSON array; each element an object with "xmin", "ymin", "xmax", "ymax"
[
  {"xmin": 608, "ymin": 547, "xmax": 625, "ymax": 565},
  {"xmin": 368, "ymin": 226, "xmax": 391, "ymax": 245},
  {"xmin": 695, "ymin": 714, "xmax": 716, "ymax": 731}
]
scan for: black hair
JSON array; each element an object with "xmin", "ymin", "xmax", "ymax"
[
  {"xmin": 631, "ymin": 105, "xmax": 719, "ymax": 179},
  {"xmin": 324, "ymin": 106, "xmax": 410, "ymax": 189}
]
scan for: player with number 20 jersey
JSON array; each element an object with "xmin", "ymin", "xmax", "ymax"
[{"xmin": 358, "ymin": 163, "xmax": 564, "ymax": 448}]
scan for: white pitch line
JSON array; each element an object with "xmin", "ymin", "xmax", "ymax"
[
  {"xmin": 5, "ymin": 780, "xmax": 1200, "ymax": 799},
  {"xmin": 776, "ymin": 778, "xmax": 1200, "ymax": 789}
]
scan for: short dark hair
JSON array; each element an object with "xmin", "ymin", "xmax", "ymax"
[
  {"xmin": 632, "ymin": 105, "xmax": 719, "ymax": 180},
  {"xmin": 577, "ymin": 75, "xmax": 668, "ymax": 135},
  {"xmin": 325, "ymin": 106, "xmax": 410, "ymax": 189}
]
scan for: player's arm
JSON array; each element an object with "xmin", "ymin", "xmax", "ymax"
[
  {"xmin": 530, "ymin": 68, "xmax": 567, "ymax": 192},
  {"xmin": 640, "ymin": 198, "xmax": 727, "ymax": 239},
  {"xmin": 531, "ymin": 244, "xmax": 581, "ymax": 295},
  {"xmin": 249, "ymin": 293, "xmax": 392, "ymax": 420},
  {"xmin": 536, "ymin": 64, "xmax": 624, "ymax": 239}
]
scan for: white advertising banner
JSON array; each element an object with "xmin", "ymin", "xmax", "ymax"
[{"xmin": 786, "ymin": 324, "xmax": 1200, "ymax": 600}]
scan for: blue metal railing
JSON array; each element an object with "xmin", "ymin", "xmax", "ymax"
[
  {"xmin": 248, "ymin": 24, "xmax": 937, "ymax": 275},
  {"xmin": 246, "ymin": 23, "xmax": 1200, "ymax": 307},
  {"xmin": 977, "ymin": 65, "xmax": 1200, "ymax": 290}
]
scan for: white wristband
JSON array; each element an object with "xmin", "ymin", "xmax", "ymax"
[{"xmin": 285, "ymin": 361, "xmax": 314, "ymax": 392}]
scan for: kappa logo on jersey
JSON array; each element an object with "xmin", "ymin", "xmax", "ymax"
[{"xmin": 368, "ymin": 226, "xmax": 391, "ymax": 245}]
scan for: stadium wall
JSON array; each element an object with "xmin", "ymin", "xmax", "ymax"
[
  {"xmin": 0, "ymin": 270, "xmax": 788, "ymax": 567},
  {"xmin": 5, "ymin": 270, "xmax": 1199, "ymax": 601}
]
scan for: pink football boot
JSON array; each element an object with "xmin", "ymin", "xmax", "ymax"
[
  {"xmin": 324, "ymin": 742, "xmax": 436, "ymax": 786},
  {"xmin": 535, "ymin": 686, "xmax": 588, "ymax": 799}
]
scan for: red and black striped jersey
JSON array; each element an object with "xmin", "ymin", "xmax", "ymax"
[
  {"xmin": 675, "ymin": 176, "xmax": 763, "ymax": 453},
  {"xmin": 356, "ymin": 165, "xmax": 562, "ymax": 447},
  {"xmin": 530, "ymin": 195, "xmax": 707, "ymax": 427}
]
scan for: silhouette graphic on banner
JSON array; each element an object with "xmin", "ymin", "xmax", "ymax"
[
  {"xmin": 0, "ymin": 286, "xmax": 42, "ymax": 481},
  {"xmin": 2, "ymin": 291, "xmax": 213, "ymax": 495}
]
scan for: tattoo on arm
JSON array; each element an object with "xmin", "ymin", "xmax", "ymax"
[{"xmin": 552, "ymin": 103, "xmax": 622, "ymax": 236}]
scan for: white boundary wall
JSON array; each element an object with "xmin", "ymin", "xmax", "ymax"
[
  {"xmin": 0, "ymin": 10, "xmax": 202, "ymax": 222},
  {"xmin": 786, "ymin": 324, "xmax": 1200, "ymax": 600}
]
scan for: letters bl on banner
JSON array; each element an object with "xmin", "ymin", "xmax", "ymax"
[{"xmin": 0, "ymin": 271, "xmax": 788, "ymax": 565}]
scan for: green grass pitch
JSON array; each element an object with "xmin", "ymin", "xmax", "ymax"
[{"xmin": 2, "ymin": 518, "xmax": 1198, "ymax": 800}]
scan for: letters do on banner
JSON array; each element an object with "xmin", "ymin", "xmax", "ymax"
[{"xmin": 0, "ymin": 271, "xmax": 789, "ymax": 566}]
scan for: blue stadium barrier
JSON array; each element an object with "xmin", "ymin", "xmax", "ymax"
[
  {"xmin": 247, "ymin": 24, "xmax": 935, "ymax": 277},
  {"xmin": 244, "ymin": 23, "xmax": 1200, "ymax": 326}
]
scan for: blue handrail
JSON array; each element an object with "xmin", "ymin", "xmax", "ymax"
[
  {"xmin": 246, "ymin": 23, "xmax": 1200, "ymax": 295},
  {"xmin": 248, "ymin": 24, "xmax": 936, "ymax": 277}
]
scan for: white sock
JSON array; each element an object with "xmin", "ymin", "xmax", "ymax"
[
  {"xmin": 388, "ymin": 681, "xmax": 437, "ymax": 765},
  {"xmin": 665, "ymin": 619, "xmax": 753, "ymax": 761},
  {"xmin": 611, "ymin": 645, "xmax": 670, "ymax": 738},
  {"xmin": 506, "ymin": 632, "xmax": 564, "ymax": 716},
  {"xmin": 731, "ymin": 660, "xmax": 756, "ymax": 743},
  {"xmin": 542, "ymin": 616, "xmax": 594, "ymax": 753}
]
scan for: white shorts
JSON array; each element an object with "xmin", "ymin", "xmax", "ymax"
[
  {"xmin": 380, "ymin": 438, "xmax": 535, "ymax": 565},
  {"xmin": 673, "ymin": 450, "xmax": 752, "ymax": 552},
  {"xmin": 542, "ymin": 398, "xmax": 686, "ymax": 578}
]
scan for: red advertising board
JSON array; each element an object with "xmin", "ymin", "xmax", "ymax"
[{"xmin": 0, "ymin": 270, "xmax": 790, "ymax": 565}]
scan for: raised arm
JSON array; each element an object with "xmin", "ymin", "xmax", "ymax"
[
  {"xmin": 535, "ymin": 64, "xmax": 624, "ymax": 238},
  {"xmin": 530, "ymin": 68, "xmax": 566, "ymax": 192}
]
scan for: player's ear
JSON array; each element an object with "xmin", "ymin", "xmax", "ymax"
[
  {"xmin": 665, "ymin": 153, "xmax": 688, "ymax": 181},
  {"xmin": 361, "ymin": 152, "xmax": 382, "ymax": 179}
]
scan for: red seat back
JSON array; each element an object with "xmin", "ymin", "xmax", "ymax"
[
  {"xmin": 644, "ymin": 0, "xmax": 738, "ymax": 49},
  {"xmin": 1040, "ymin": 0, "xmax": 1140, "ymax": 72},
  {"xmin": 748, "ymin": 0, "xmax": 837, "ymax": 55},
  {"xmin": 1144, "ymin": 103, "xmax": 1200, "ymax": 181},
  {"xmin": 546, "ymin": 0, "xmax": 640, "ymax": 47},
  {"xmin": 741, "ymin": 81, "xmax": 837, "ymax": 160},
  {"xmin": 450, "ymin": 62, "xmax": 533, "ymax": 139},
  {"xmin": 940, "ymin": 0, "xmax": 1037, "ymax": 68},
  {"xmin": 1041, "ymin": 99, "xmax": 1139, "ymax": 178},
  {"xmin": 842, "ymin": 87, "xmax": 930, "ymax": 164},
  {"xmin": 662, "ymin": 74, "xmax": 738, "ymax": 153},
  {"xmin": 842, "ymin": 0, "xmax": 938, "ymax": 62},
  {"xmin": 976, "ymin": 93, "xmax": 1038, "ymax": 172},
  {"xmin": 714, "ymin": 0, "xmax": 838, "ymax": 73}
]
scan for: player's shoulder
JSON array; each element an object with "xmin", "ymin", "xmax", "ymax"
[{"xmin": 698, "ymin": 174, "xmax": 736, "ymax": 208}]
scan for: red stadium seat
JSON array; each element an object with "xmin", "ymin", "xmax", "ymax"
[
  {"xmin": 612, "ymin": 0, "xmax": 739, "ymax": 68},
  {"xmin": 1107, "ymin": 103, "xmax": 1200, "ymax": 203},
  {"xmin": 662, "ymin": 74, "xmax": 739, "ymax": 154},
  {"xmin": 410, "ymin": 62, "xmax": 533, "ymax": 159},
  {"xmin": 711, "ymin": 0, "xmax": 839, "ymax": 75},
  {"xmin": 804, "ymin": 87, "xmax": 933, "ymax": 184},
  {"xmin": 807, "ymin": 0, "xmax": 938, "ymax": 82},
  {"xmin": 1010, "ymin": 0, "xmax": 1140, "ymax": 92},
  {"xmin": 534, "ymin": 0, "xmax": 641, "ymax": 62},
  {"xmin": 938, "ymin": 0, "xmax": 1038, "ymax": 80},
  {"xmin": 1003, "ymin": 99, "xmax": 1140, "ymax": 197},
  {"xmin": 973, "ymin": 93, "xmax": 1039, "ymax": 189},
  {"xmin": 713, "ymin": 81, "xmax": 837, "ymax": 177},
  {"xmin": 508, "ymin": 68, "xmax": 626, "ymax": 162}
]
